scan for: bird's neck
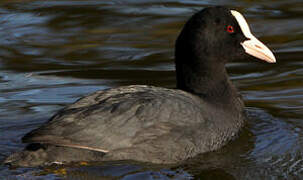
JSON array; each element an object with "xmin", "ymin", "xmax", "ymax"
[{"xmin": 176, "ymin": 58, "xmax": 237, "ymax": 104}]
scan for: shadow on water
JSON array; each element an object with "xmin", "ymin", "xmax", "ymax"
[{"xmin": 0, "ymin": 0, "xmax": 302, "ymax": 179}]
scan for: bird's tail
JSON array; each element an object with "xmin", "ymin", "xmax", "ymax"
[
  {"xmin": 4, "ymin": 143, "xmax": 49, "ymax": 167},
  {"xmin": 4, "ymin": 143, "xmax": 107, "ymax": 167}
]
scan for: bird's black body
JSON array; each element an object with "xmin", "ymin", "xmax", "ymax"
[
  {"xmin": 11, "ymin": 85, "xmax": 244, "ymax": 166},
  {"xmin": 5, "ymin": 6, "xmax": 274, "ymax": 167}
]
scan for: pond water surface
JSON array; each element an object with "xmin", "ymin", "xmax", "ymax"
[{"xmin": 0, "ymin": 0, "xmax": 302, "ymax": 179}]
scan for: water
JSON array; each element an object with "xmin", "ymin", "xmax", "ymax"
[{"xmin": 0, "ymin": 0, "xmax": 302, "ymax": 179}]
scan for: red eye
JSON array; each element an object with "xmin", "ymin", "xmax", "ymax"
[{"xmin": 226, "ymin": 25, "xmax": 234, "ymax": 33}]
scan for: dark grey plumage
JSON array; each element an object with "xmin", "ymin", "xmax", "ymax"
[
  {"xmin": 6, "ymin": 6, "xmax": 271, "ymax": 167},
  {"xmin": 5, "ymin": 85, "xmax": 244, "ymax": 166}
]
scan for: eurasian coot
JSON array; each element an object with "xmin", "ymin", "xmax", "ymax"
[{"xmin": 5, "ymin": 6, "xmax": 276, "ymax": 167}]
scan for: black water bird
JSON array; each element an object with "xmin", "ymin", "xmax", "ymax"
[{"xmin": 5, "ymin": 6, "xmax": 276, "ymax": 167}]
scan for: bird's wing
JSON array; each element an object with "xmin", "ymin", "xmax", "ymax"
[{"xmin": 22, "ymin": 85, "xmax": 206, "ymax": 153}]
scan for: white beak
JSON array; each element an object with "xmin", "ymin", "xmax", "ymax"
[{"xmin": 231, "ymin": 10, "xmax": 276, "ymax": 63}]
